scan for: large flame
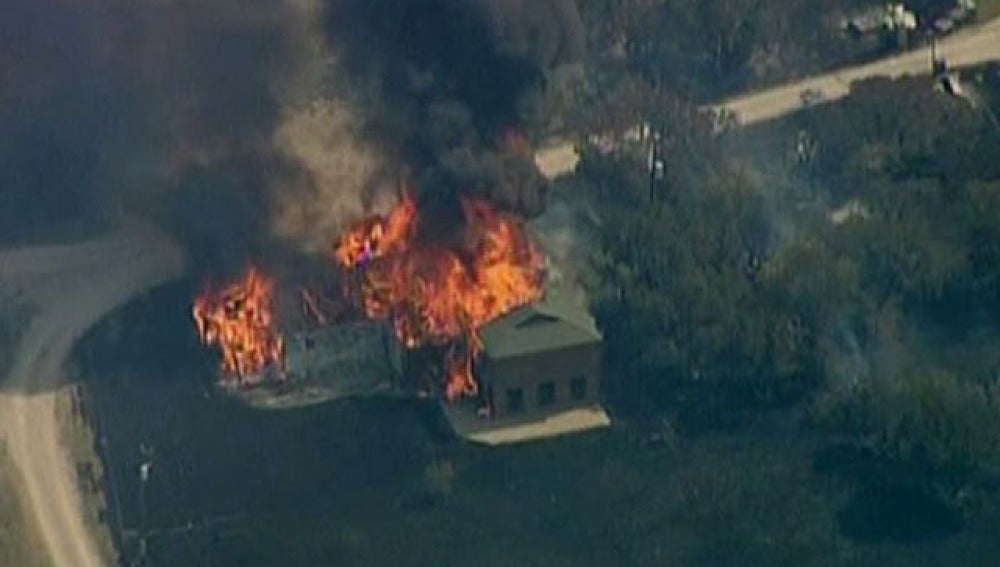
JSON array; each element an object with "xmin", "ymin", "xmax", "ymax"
[
  {"xmin": 192, "ymin": 266, "xmax": 284, "ymax": 382},
  {"xmin": 335, "ymin": 187, "xmax": 544, "ymax": 399}
]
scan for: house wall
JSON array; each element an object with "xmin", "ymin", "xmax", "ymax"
[{"xmin": 481, "ymin": 341, "xmax": 601, "ymax": 420}]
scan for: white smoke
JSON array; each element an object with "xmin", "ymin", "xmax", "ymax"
[
  {"xmin": 270, "ymin": 97, "xmax": 394, "ymax": 254},
  {"xmin": 530, "ymin": 194, "xmax": 601, "ymax": 288}
]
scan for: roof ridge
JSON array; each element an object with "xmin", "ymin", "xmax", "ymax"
[{"xmin": 531, "ymin": 301, "xmax": 598, "ymax": 335}]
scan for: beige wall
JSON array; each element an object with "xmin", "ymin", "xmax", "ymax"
[{"xmin": 481, "ymin": 342, "xmax": 601, "ymax": 420}]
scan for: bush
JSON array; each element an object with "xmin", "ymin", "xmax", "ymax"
[
  {"xmin": 813, "ymin": 368, "xmax": 1000, "ymax": 506},
  {"xmin": 422, "ymin": 459, "xmax": 456, "ymax": 499}
]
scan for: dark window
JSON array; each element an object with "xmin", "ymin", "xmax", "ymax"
[
  {"xmin": 570, "ymin": 376, "xmax": 587, "ymax": 400},
  {"xmin": 537, "ymin": 381, "xmax": 556, "ymax": 407},
  {"xmin": 505, "ymin": 388, "xmax": 524, "ymax": 414}
]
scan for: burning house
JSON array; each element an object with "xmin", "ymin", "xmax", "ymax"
[
  {"xmin": 333, "ymin": 188, "xmax": 547, "ymax": 400},
  {"xmin": 192, "ymin": 266, "xmax": 285, "ymax": 385},
  {"xmin": 188, "ymin": 1, "xmax": 603, "ymax": 435},
  {"xmin": 270, "ymin": 320, "xmax": 403, "ymax": 408},
  {"xmin": 191, "ymin": 267, "xmax": 405, "ymax": 409},
  {"xmin": 191, "ymin": 187, "xmax": 611, "ymax": 442}
]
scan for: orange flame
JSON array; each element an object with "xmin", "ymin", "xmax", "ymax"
[
  {"xmin": 335, "ymin": 187, "xmax": 543, "ymax": 399},
  {"xmin": 192, "ymin": 266, "xmax": 284, "ymax": 382}
]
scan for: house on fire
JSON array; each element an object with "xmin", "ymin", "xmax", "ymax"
[
  {"xmin": 232, "ymin": 320, "xmax": 403, "ymax": 410},
  {"xmin": 224, "ymin": 284, "xmax": 609, "ymax": 444},
  {"xmin": 441, "ymin": 290, "xmax": 610, "ymax": 445}
]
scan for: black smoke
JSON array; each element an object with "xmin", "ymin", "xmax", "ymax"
[
  {"xmin": 323, "ymin": 0, "xmax": 584, "ymax": 229},
  {"xmin": 1, "ymin": 0, "xmax": 312, "ymax": 277},
  {"xmin": 1, "ymin": 0, "xmax": 584, "ymax": 276},
  {"xmin": 1, "ymin": 0, "xmax": 114, "ymax": 238}
]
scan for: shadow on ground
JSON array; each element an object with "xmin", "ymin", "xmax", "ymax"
[{"xmin": 813, "ymin": 443, "xmax": 964, "ymax": 543}]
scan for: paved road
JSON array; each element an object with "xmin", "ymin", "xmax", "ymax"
[
  {"xmin": 535, "ymin": 17, "xmax": 1000, "ymax": 178},
  {"xmin": 0, "ymin": 225, "xmax": 183, "ymax": 567}
]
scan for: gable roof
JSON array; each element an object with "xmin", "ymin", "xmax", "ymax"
[{"xmin": 480, "ymin": 289, "xmax": 601, "ymax": 359}]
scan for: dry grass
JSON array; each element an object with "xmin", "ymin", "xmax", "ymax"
[
  {"xmin": 0, "ymin": 301, "xmax": 31, "ymax": 380},
  {"xmin": 55, "ymin": 384, "xmax": 119, "ymax": 566},
  {"xmin": 979, "ymin": 0, "xmax": 1000, "ymax": 21},
  {"xmin": 0, "ymin": 445, "xmax": 52, "ymax": 567},
  {"xmin": 0, "ymin": 297, "xmax": 48, "ymax": 566}
]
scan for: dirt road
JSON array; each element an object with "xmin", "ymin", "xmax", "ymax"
[
  {"xmin": 0, "ymin": 225, "xmax": 183, "ymax": 567},
  {"xmin": 716, "ymin": 16, "xmax": 1000, "ymax": 125},
  {"xmin": 535, "ymin": 17, "xmax": 1000, "ymax": 178}
]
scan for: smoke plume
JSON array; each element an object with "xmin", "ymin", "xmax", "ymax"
[
  {"xmin": 1, "ymin": 0, "xmax": 584, "ymax": 277},
  {"xmin": 322, "ymin": 0, "xmax": 585, "ymax": 230}
]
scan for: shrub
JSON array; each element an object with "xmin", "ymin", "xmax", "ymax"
[{"xmin": 813, "ymin": 368, "xmax": 1000, "ymax": 507}]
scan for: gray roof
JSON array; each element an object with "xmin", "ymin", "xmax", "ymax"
[
  {"xmin": 284, "ymin": 321, "xmax": 397, "ymax": 381},
  {"xmin": 480, "ymin": 290, "xmax": 601, "ymax": 359}
]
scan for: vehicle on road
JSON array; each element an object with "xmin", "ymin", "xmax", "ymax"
[{"xmin": 800, "ymin": 88, "xmax": 826, "ymax": 107}]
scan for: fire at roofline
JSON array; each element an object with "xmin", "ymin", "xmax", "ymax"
[
  {"xmin": 186, "ymin": 0, "xmax": 584, "ymax": 398},
  {"xmin": 169, "ymin": 0, "xmax": 586, "ymax": 279},
  {"xmin": 193, "ymin": 182, "xmax": 546, "ymax": 401}
]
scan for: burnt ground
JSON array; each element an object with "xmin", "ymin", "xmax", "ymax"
[{"xmin": 74, "ymin": 282, "xmax": 1000, "ymax": 567}]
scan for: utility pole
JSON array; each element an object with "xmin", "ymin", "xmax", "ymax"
[
  {"xmin": 930, "ymin": 32, "xmax": 936, "ymax": 71},
  {"xmin": 136, "ymin": 443, "xmax": 154, "ymax": 566},
  {"xmin": 647, "ymin": 124, "xmax": 665, "ymax": 204},
  {"xmin": 648, "ymin": 128, "xmax": 658, "ymax": 204},
  {"xmin": 930, "ymin": 33, "xmax": 946, "ymax": 77}
]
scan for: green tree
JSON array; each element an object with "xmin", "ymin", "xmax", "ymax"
[
  {"xmin": 813, "ymin": 368, "xmax": 1000, "ymax": 507},
  {"xmin": 581, "ymin": 144, "xmax": 836, "ymax": 419}
]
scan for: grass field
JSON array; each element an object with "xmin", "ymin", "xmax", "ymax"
[{"xmin": 74, "ymin": 282, "xmax": 1000, "ymax": 566}]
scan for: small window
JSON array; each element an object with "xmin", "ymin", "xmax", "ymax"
[
  {"xmin": 537, "ymin": 382, "xmax": 556, "ymax": 407},
  {"xmin": 505, "ymin": 388, "xmax": 524, "ymax": 414},
  {"xmin": 570, "ymin": 376, "xmax": 587, "ymax": 400}
]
